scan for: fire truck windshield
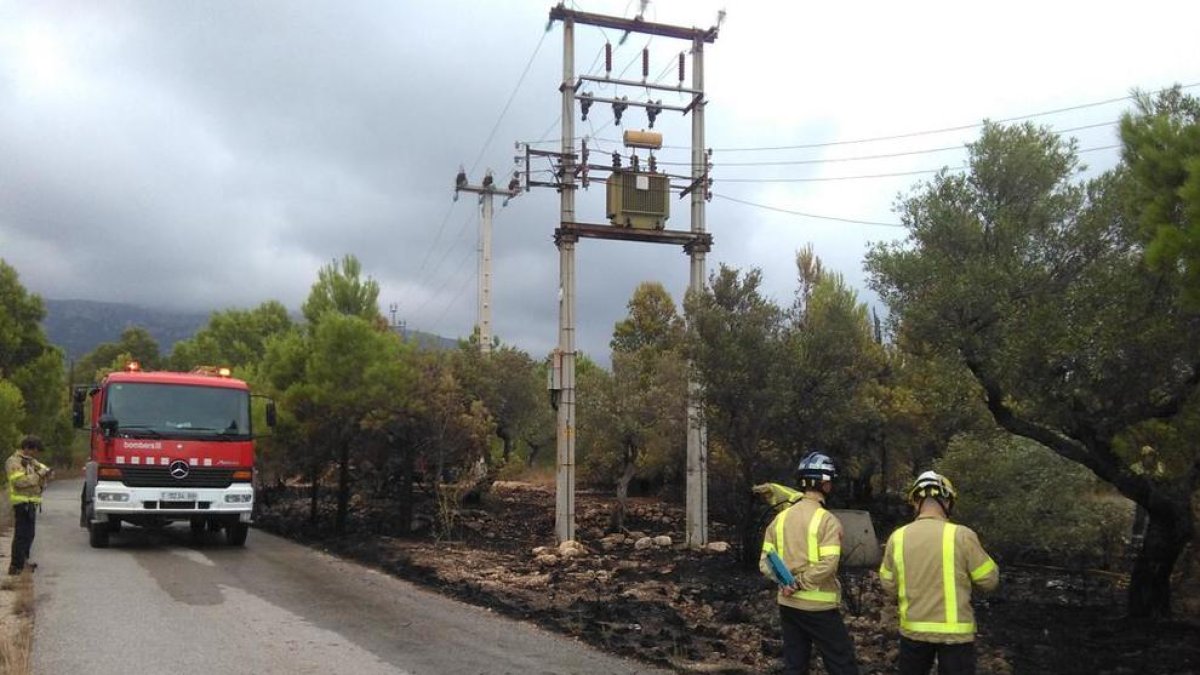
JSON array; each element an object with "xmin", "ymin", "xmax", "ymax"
[{"xmin": 105, "ymin": 383, "xmax": 251, "ymax": 439}]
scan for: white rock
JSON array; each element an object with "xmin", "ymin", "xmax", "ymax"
[
  {"xmin": 634, "ymin": 536, "xmax": 654, "ymax": 550},
  {"xmin": 653, "ymin": 535, "xmax": 673, "ymax": 547},
  {"xmin": 535, "ymin": 554, "xmax": 559, "ymax": 566},
  {"xmin": 705, "ymin": 541, "xmax": 730, "ymax": 553}
]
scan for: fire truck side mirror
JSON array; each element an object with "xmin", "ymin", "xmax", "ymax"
[
  {"xmin": 265, "ymin": 401, "xmax": 277, "ymax": 428},
  {"xmin": 98, "ymin": 414, "xmax": 119, "ymax": 438}
]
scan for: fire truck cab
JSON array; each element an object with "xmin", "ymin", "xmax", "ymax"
[{"xmin": 73, "ymin": 363, "xmax": 274, "ymax": 548}]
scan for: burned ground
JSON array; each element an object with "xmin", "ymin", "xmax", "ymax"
[{"xmin": 255, "ymin": 482, "xmax": 1200, "ymax": 674}]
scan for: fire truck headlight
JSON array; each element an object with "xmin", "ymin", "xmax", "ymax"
[
  {"xmin": 224, "ymin": 494, "xmax": 253, "ymax": 503},
  {"xmin": 96, "ymin": 492, "xmax": 130, "ymax": 502}
]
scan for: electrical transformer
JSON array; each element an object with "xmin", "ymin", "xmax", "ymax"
[{"xmin": 606, "ymin": 169, "xmax": 670, "ymax": 230}]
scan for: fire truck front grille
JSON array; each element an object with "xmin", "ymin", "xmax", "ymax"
[{"xmin": 118, "ymin": 466, "xmax": 234, "ymax": 489}]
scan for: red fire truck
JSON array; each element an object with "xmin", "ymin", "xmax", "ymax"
[{"xmin": 73, "ymin": 363, "xmax": 274, "ymax": 548}]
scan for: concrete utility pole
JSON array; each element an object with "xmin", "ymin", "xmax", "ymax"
[
  {"xmin": 455, "ymin": 169, "xmax": 521, "ymax": 354},
  {"xmin": 543, "ymin": 3, "xmax": 718, "ymax": 546},
  {"xmin": 685, "ymin": 35, "xmax": 710, "ymax": 548}
]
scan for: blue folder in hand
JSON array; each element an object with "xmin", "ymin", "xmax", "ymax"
[{"xmin": 767, "ymin": 550, "xmax": 796, "ymax": 586}]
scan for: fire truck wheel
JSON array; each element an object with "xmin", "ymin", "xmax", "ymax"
[
  {"xmin": 208, "ymin": 519, "xmax": 223, "ymax": 533},
  {"xmin": 88, "ymin": 521, "xmax": 110, "ymax": 548},
  {"xmin": 190, "ymin": 518, "xmax": 205, "ymax": 535},
  {"xmin": 226, "ymin": 523, "xmax": 248, "ymax": 547},
  {"xmin": 107, "ymin": 517, "xmax": 122, "ymax": 533}
]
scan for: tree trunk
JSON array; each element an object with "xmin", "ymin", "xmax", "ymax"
[
  {"xmin": 500, "ymin": 430, "xmax": 514, "ymax": 464},
  {"xmin": 397, "ymin": 449, "xmax": 415, "ymax": 536},
  {"xmin": 335, "ymin": 442, "xmax": 350, "ymax": 536},
  {"xmin": 525, "ymin": 441, "xmax": 542, "ymax": 468},
  {"xmin": 609, "ymin": 458, "xmax": 637, "ymax": 532},
  {"xmin": 308, "ymin": 464, "xmax": 320, "ymax": 527},
  {"xmin": 1128, "ymin": 495, "xmax": 1193, "ymax": 617}
]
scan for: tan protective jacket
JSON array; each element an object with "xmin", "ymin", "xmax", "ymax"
[
  {"xmin": 879, "ymin": 515, "xmax": 999, "ymax": 644},
  {"xmin": 6, "ymin": 451, "xmax": 50, "ymax": 505},
  {"xmin": 760, "ymin": 494, "xmax": 844, "ymax": 611}
]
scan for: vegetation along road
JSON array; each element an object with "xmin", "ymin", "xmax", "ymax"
[{"xmin": 32, "ymin": 480, "xmax": 665, "ymax": 675}]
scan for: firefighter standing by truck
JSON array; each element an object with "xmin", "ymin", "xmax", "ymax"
[
  {"xmin": 6, "ymin": 435, "xmax": 52, "ymax": 575},
  {"xmin": 879, "ymin": 471, "xmax": 999, "ymax": 675},
  {"xmin": 760, "ymin": 452, "xmax": 860, "ymax": 675}
]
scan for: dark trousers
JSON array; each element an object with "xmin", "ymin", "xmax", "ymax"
[
  {"xmin": 779, "ymin": 604, "xmax": 859, "ymax": 675},
  {"xmin": 9, "ymin": 503, "xmax": 37, "ymax": 573},
  {"xmin": 898, "ymin": 636, "xmax": 976, "ymax": 675}
]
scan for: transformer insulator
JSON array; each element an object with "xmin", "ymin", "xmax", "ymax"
[
  {"xmin": 642, "ymin": 48, "xmax": 649, "ymax": 79},
  {"xmin": 605, "ymin": 43, "xmax": 612, "ymax": 74},
  {"xmin": 678, "ymin": 52, "xmax": 685, "ymax": 83}
]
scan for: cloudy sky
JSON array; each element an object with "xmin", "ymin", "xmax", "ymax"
[{"xmin": 2, "ymin": 1, "xmax": 1197, "ymax": 360}]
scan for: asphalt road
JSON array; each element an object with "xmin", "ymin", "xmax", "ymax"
[{"xmin": 32, "ymin": 479, "xmax": 665, "ymax": 674}]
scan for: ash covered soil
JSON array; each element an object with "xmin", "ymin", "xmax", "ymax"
[{"xmin": 256, "ymin": 482, "xmax": 1200, "ymax": 674}]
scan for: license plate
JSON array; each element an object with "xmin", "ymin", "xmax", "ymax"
[{"xmin": 162, "ymin": 491, "xmax": 197, "ymax": 501}]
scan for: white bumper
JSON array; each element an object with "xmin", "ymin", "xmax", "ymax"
[{"xmin": 92, "ymin": 480, "xmax": 253, "ymax": 522}]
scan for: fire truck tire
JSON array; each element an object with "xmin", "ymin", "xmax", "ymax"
[
  {"xmin": 226, "ymin": 523, "xmax": 248, "ymax": 547},
  {"xmin": 208, "ymin": 519, "xmax": 223, "ymax": 533},
  {"xmin": 107, "ymin": 517, "xmax": 122, "ymax": 533},
  {"xmin": 190, "ymin": 518, "xmax": 205, "ymax": 535},
  {"xmin": 89, "ymin": 521, "xmax": 110, "ymax": 548}
]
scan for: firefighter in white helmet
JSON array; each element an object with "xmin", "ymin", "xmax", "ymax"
[
  {"xmin": 879, "ymin": 471, "xmax": 998, "ymax": 674},
  {"xmin": 759, "ymin": 452, "xmax": 860, "ymax": 675}
]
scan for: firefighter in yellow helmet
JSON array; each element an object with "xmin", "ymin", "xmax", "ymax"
[
  {"xmin": 878, "ymin": 471, "xmax": 998, "ymax": 675},
  {"xmin": 759, "ymin": 452, "xmax": 860, "ymax": 675},
  {"xmin": 6, "ymin": 435, "xmax": 52, "ymax": 575}
]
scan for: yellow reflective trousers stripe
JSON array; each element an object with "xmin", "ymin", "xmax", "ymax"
[{"xmin": 895, "ymin": 521, "xmax": 976, "ymax": 635}]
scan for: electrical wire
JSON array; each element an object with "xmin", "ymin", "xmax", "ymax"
[
  {"xmin": 713, "ymin": 144, "xmax": 1120, "ymax": 183},
  {"xmin": 712, "ymin": 193, "xmax": 905, "ymax": 227},
  {"xmin": 468, "ymin": 28, "xmax": 551, "ymax": 175},
  {"xmin": 654, "ymin": 121, "xmax": 1119, "ymax": 168},
  {"xmin": 649, "ymin": 81, "xmax": 1200, "ymax": 153}
]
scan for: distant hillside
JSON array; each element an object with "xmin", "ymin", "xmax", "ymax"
[
  {"xmin": 42, "ymin": 299, "xmax": 210, "ymax": 361},
  {"xmin": 42, "ymin": 299, "xmax": 459, "ymax": 361}
]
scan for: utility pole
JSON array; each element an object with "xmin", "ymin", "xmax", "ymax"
[
  {"xmin": 543, "ymin": 3, "xmax": 718, "ymax": 545},
  {"xmin": 455, "ymin": 168, "xmax": 521, "ymax": 354}
]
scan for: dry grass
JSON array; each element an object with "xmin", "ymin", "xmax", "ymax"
[{"xmin": 0, "ymin": 491, "xmax": 34, "ymax": 675}]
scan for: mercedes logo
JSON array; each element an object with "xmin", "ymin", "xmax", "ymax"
[{"xmin": 169, "ymin": 460, "xmax": 190, "ymax": 480}]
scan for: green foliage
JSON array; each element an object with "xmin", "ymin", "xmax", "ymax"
[
  {"xmin": 610, "ymin": 282, "xmax": 684, "ymax": 354},
  {"xmin": 0, "ymin": 379, "xmax": 25, "ymax": 454},
  {"xmin": 936, "ymin": 435, "xmax": 1126, "ymax": 566},
  {"xmin": 0, "ymin": 260, "xmax": 47, "ymax": 377},
  {"xmin": 686, "ymin": 265, "xmax": 788, "ymax": 562},
  {"xmin": 866, "ymin": 119, "xmax": 1200, "ymax": 616},
  {"xmin": 169, "ymin": 301, "xmax": 293, "ymax": 370},
  {"xmin": 0, "ymin": 259, "xmax": 71, "ymax": 456},
  {"xmin": 780, "ymin": 268, "xmax": 886, "ymax": 478},
  {"xmin": 1120, "ymin": 86, "xmax": 1200, "ymax": 308},
  {"xmin": 72, "ymin": 327, "xmax": 164, "ymax": 383},
  {"xmin": 301, "ymin": 255, "xmax": 382, "ymax": 327}
]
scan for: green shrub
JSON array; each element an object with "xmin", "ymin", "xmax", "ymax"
[{"xmin": 935, "ymin": 434, "xmax": 1128, "ymax": 567}]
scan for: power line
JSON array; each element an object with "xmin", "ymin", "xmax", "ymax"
[
  {"xmin": 655, "ymin": 120, "xmax": 1120, "ymax": 168},
  {"xmin": 712, "ymin": 193, "xmax": 904, "ymax": 227},
  {"xmin": 468, "ymin": 27, "xmax": 551, "ymax": 175},
  {"xmin": 715, "ymin": 144, "xmax": 1120, "ymax": 183},
  {"xmin": 653, "ymin": 81, "xmax": 1200, "ymax": 153}
]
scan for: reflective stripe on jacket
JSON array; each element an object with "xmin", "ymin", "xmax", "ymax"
[
  {"xmin": 759, "ymin": 494, "xmax": 844, "ymax": 611},
  {"xmin": 878, "ymin": 515, "xmax": 999, "ymax": 644},
  {"xmin": 5, "ymin": 451, "xmax": 49, "ymax": 505}
]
